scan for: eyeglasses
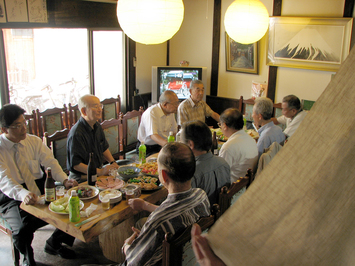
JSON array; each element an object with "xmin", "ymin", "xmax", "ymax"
[
  {"xmin": 89, "ymin": 104, "xmax": 103, "ymax": 109},
  {"xmin": 217, "ymin": 122, "xmax": 222, "ymax": 128},
  {"xmin": 8, "ymin": 120, "xmax": 28, "ymax": 129}
]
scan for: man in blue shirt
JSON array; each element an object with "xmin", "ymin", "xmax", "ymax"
[{"xmin": 252, "ymin": 97, "xmax": 285, "ymax": 157}]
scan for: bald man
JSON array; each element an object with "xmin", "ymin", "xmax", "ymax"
[{"xmin": 137, "ymin": 90, "xmax": 179, "ymax": 156}]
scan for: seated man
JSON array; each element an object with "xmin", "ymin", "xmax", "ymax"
[
  {"xmin": 137, "ymin": 90, "xmax": 179, "ymax": 156},
  {"xmin": 252, "ymin": 97, "xmax": 286, "ymax": 157},
  {"xmin": 67, "ymin": 94, "xmax": 119, "ymax": 182},
  {"xmin": 181, "ymin": 120, "xmax": 230, "ymax": 205},
  {"xmin": 123, "ymin": 142, "xmax": 211, "ymax": 265},
  {"xmin": 0, "ymin": 104, "xmax": 78, "ymax": 266},
  {"xmin": 271, "ymin": 95, "xmax": 307, "ymax": 138},
  {"xmin": 178, "ymin": 80, "xmax": 220, "ymax": 127},
  {"xmin": 218, "ymin": 108, "xmax": 258, "ymax": 183}
]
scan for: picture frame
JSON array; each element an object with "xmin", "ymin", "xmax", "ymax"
[
  {"xmin": 225, "ymin": 33, "xmax": 258, "ymax": 74},
  {"xmin": 267, "ymin": 17, "xmax": 353, "ymax": 72}
]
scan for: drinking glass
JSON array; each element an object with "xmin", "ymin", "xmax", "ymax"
[
  {"xmin": 56, "ymin": 186, "xmax": 65, "ymax": 199},
  {"xmin": 101, "ymin": 195, "xmax": 110, "ymax": 210}
]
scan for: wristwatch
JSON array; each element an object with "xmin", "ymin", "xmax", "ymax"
[
  {"xmin": 110, "ymin": 160, "xmax": 116, "ymax": 165},
  {"xmin": 121, "ymin": 243, "xmax": 130, "ymax": 254}
]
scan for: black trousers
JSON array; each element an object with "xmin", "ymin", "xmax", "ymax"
[{"xmin": 0, "ymin": 182, "xmax": 75, "ymax": 262}]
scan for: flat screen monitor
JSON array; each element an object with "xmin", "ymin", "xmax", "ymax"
[{"xmin": 152, "ymin": 66, "xmax": 207, "ymax": 104}]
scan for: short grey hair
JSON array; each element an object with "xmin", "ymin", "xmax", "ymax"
[
  {"xmin": 254, "ymin": 97, "xmax": 273, "ymax": 120},
  {"xmin": 159, "ymin": 90, "xmax": 177, "ymax": 104},
  {"xmin": 190, "ymin": 80, "xmax": 204, "ymax": 90},
  {"xmin": 78, "ymin": 94, "xmax": 92, "ymax": 114}
]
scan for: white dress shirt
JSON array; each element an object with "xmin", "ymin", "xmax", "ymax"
[
  {"xmin": 0, "ymin": 134, "xmax": 67, "ymax": 201},
  {"xmin": 277, "ymin": 110, "xmax": 307, "ymax": 137}
]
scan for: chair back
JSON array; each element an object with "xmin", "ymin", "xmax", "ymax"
[
  {"xmin": 273, "ymin": 102, "xmax": 286, "ymax": 131},
  {"xmin": 101, "ymin": 95, "xmax": 121, "ymax": 121},
  {"xmin": 100, "ymin": 118, "xmax": 124, "ymax": 160},
  {"xmin": 241, "ymin": 97, "xmax": 255, "ymax": 122},
  {"xmin": 68, "ymin": 103, "xmax": 81, "ymax": 128},
  {"xmin": 44, "ymin": 128, "xmax": 70, "ymax": 174},
  {"xmin": 162, "ymin": 204, "xmax": 220, "ymax": 266},
  {"xmin": 219, "ymin": 169, "xmax": 252, "ymax": 215},
  {"xmin": 121, "ymin": 108, "xmax": 143, "ymax": 153},
  {"xmin": 36, "ymin": 105, "xmax": 68, "ymax": 137},
  {"xmin": 24, "ymin": 110, "xmax": 38, "ymax": 136}
]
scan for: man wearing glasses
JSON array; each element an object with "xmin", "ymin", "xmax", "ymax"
[
  {"xmin": 0, "ymin": 104, "xmax": 78, "ymax": 266},
  {"xmin": 137, "ymin": 90, "xmax": 179, "ymax": 156},
  {"xmin": 67, "ymin": 94, "xmax": 119, "ymax": 183}
]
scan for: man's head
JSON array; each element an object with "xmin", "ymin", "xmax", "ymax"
[
  {"xmin": 252, "ymin": 97, "xmax": 273, "ymax": 126},
  {"xmin": 181, "ymin": 120, "xmax": 212, "ymax": 153},
  {"xmin": 281, "ymin": 95, "xmax": 301, "ymax": 119},
  {"xmin": 158, "ymin": 142, "xmax": 195, "ymax": 185},
  {"xmin": 79, "ymin": 94, "xmax": 102, "ymax": 125},
  {"xmin": 189, "ymin": 80, "xmax": 204, "ymax": 103},
  {"xmin": 0, "ymin": 104, "xmax": 27, "ymax": 143},
  {"xmin": 159, "ymin": 90, "xmax": 179, "ymax": 115}
]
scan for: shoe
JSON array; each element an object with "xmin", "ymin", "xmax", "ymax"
[
  {"xmin": 23, "ymin": 258, "xmax": 37, "ymax": 266},
  {"xmin": 44, "ymin": 241, "xmax": 76, "ymax": 259}
]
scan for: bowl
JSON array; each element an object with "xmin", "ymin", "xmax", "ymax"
[
  {"xmin": 117, "ymin": 166, "xmax": 141, "ymax": 181},
  {"xmin": 99, "ymin": 189, "xmax": 122, "ymax": 204}
]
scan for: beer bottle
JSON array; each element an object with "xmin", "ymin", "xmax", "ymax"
[
  {"xmin": 212, "ymin": 131, "xmax": 219, "ymax": 155},
  {"xmin": 44, "ymin": 167, "xmax": 56, "ymax": 203},
  {"xmin": 168, "ymin": 131, "xmax": 175, "ymax": 142},
  {"xmin": 139, "ymin": 142, "xmax": 146, "ymax": 164},
  {"xmin": 69, "ymin": 190, "xmax": 80, "ymax": 223},
  {"xmin": 87, "ymin": 152, "xmax": 97, "ymax": 186}
]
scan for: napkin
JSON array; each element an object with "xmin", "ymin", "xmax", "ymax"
[{"xmin": 80, "ymin": 203, "xmax": 98, "ymax": 217}]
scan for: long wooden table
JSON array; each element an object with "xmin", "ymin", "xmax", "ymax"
[{"xmin": 20, "ymin": 184, "xmax": 167, "ymax": 262}]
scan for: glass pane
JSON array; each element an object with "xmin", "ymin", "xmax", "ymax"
[
  {"xmin": 3, "ymin": 28, "xmax": 90, "ymax": 113},
  {"xmin": 93, "ymin": 31, "xmax": 124, "ymax": 107}
]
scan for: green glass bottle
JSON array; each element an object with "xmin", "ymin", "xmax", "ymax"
[
  {"xmin": 69, "ymin": 190, "xmax": 80, "ymax": 223},
  {"xmin": 168, "ymin": 131, "xmax": 175, "ymax": 142}
]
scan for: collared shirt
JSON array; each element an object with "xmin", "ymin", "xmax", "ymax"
[
  {"xmin": 0, "ymin": 134, "xmax": 67, "ymax": 201},
  {"xmin": 137, "ymin": 103, "xmax": 177, "ymax": 146},
  {"xmin": 125, "ymin": 188, "xmax": 210, "ymax": 266},
  {"xmin": 192, "ymin": 151, "xmax": 230, "ymax": 206},
  {"xmin": 257, "ymin": 121, "xmax": 285, "ymax": 157},
  {"xmin": 177, "ymin": 97, "xmax": 214, "ymax": 126},
  {"xmin": 219, "ymin": 130, "xmax": 258, "ymax": 183},
  {"xmin": 277, "ymin": 110, "xmax": 307, "ymax": 137},
  {"xmin": 67, "ymin": 117, "xmax": 109, "ymax": 175}
]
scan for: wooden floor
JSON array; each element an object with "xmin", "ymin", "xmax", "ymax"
[{"xmin": 0, "ymin": 224, "xmax": 116, "ymax": 266}]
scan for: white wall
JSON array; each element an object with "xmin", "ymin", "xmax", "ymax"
[{"xmin": 136, "ymin": 0, "xmax": 351, "ymax": 104}]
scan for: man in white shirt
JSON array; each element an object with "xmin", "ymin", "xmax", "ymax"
[
  {"xmin": 0, "ymin": 104, "xmax": 78, "ymax": 266},
  {"xmin": 218, "ymin": 108, "xmax": 258, "ymax": 183},
  {"xmin": 137, "ymin": 90, "xmax": 179, "ymax": 156},
  {"xmin": 177, "ymin": 80, "xmax": 220, "ymax": 126},
  {"xmin": 271, "ymin": 95, "xmax": 307, "ymax": 138}
]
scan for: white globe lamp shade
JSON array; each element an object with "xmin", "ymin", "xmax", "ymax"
[
  {"xmin": 117, "ymin": 0, "xmax": 184, "ymax": 45},
  {"xmin": 224, "ymin": 0, "xmax": 269, "ymax": 44}
]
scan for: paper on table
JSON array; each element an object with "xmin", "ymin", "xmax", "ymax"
[{"xmin": 80, "ymin": 203, "xmax": 98, "ymax": 218}]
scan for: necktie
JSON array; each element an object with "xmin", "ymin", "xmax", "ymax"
[{"xmin": 13, "ymin": 143, "xmax": 41, "ymax": 196}]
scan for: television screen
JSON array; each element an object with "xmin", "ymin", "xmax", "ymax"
[{"xmin": 152, "ymin": 66, "xmax": 207, "ymax": 103}]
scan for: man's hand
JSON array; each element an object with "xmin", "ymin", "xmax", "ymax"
[
  {"xmin": 23, "ymin": 192, "xmax": 38, "ymax": 205},
  {"xmin": 191, "ymin": 224, "xmax": 226, "ymax": 266},
  {"xmin": 128, "ymin": 198, "xmax": 158, "ymax": 212},
  {"xmin": 63, "ymin": 179, "xmax": 78, "ymax": 189},
  {"xmin": 98, "ymin": 164, "xmax": 118, "ymax": 176}
]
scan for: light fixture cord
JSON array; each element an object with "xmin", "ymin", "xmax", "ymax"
[{"xmin": 206, "ymin": 0, "xmax": 208, "ymax": 19}]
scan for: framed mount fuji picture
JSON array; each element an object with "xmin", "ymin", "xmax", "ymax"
[{"xmin": 267, "ymin": 17, "xmax": 353, "ymax": 72}]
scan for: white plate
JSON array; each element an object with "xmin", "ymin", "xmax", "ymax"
[
  {"xmin": 67, "ymin": 185, "xmax": 99, "ymax": 200},
  {"xmin": 48, "ymin": 200, "xmax": 84, "ymax": 215}
]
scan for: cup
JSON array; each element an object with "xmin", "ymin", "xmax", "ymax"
[
  {"xmin": 56, "ymin": 186, "xmax": 65, "ymax": 199},
  {"xmin": 126, "ymin": 188, "xmax": 135, "ymax": 200},
  {"xmin": 101, "ymin": 195, "xmax": 110, "ymax": 210}
]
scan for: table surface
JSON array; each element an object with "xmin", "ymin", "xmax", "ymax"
[{"xmin": 20, "ymin": 182, "xmax": 167, "ymax": 243}]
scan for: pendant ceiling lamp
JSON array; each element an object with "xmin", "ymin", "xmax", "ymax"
[
  {"xmin": 117, "ymin": 0, "xmax": 184, "ymax": 45},
  {"xmin": 224, "ymin": 0, "xmax": 269, "ymax": 44}
]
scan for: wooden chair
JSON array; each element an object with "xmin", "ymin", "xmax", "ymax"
[
  {"xmin": 162, "ymin": 204, "xmax": 220, "ymax": 266},
  {"xmin": 100, "ymin": 118, "xmax": 124, "ymax": 160},
  {"xmin": 273, "ymin": 102, "xmax": 286, "ymax": 131},
  {"xmin": 241, "ymin": 97, "xmax": 255, "ymax": 122},
  {"xmin": 44, "ymin": 128, "xmax": 70, "ymax": 175},
  {"xmin": 24, "ymin": 110, "xmax": 38, "ymax": 136},
  {"xmin": 0, "ymin": 213, "xmax": 20, "ymax": 266},
  {"xmin": 101, "ymin": 95, "xmax": 121, "ymax": 121},
  {"xmin": 68, "ymin": 103, "xmax": 81, "ymax": 128},
  {"xmin": 219, "ymin": 169, "xmax": 252, "ymax": 216},
  {"xmin": 36, "ymin": 105, "xmax": 68, "ymax": 137},
  {"xmin": 121, "ymin": 107, "xmax": 143, "ymax": 155}
]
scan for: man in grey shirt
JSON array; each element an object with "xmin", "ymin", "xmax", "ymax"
[{"xmin": 181, "ymin": 120, "xmax": 230, "ymax": 205}]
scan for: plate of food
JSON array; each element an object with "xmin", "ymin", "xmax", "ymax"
[
  {"xmin": 96, "ymin": 176, "xmax": 125, "ymax": 190},
  {"xmin": 67, "ymin": 185, "xmax": 99, "ymax": 200},
  {"xmin": 48, "ymin": 196, "xmax": 84, "ymax": 215},
  {"xmin": 139, "ymin": 162, "xmax": 158, "ymax": 177},
  {"xmin": 127, "ymin": 175, "xmax": 162, "ymax": 191}
]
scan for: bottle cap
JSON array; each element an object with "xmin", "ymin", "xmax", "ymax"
[
  {"xmin": 47, "ymin": 167, "xmax": 51, "ymax": 170},
  {"xmin": 140, "ymin": 141, "xmax": 144, "ymax": 145},
  {"xmin": 71, "ymin": 190, "xmax": 77, "ymax": 196},
  {"xmin": 169, "ymin": 131, "xmax": 173, "ymax": 135}
]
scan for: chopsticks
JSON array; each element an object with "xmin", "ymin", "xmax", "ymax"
[{"xmin": 75, "ymin": 214, "xmax": 100, "ymax": 227}]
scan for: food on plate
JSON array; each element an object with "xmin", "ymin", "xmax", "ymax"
[
  {"xmin": 210, "ymin": 128, "xmax": 227, "ymax": 141},
  {"xmin": 49, "ymin": 197, "xmax": 70, "ymax": 213},
  {"xmin": 76, "ymin": 186, "xmax": 94, "ymax": 198},
  {"xmin": 139, "ymin": 162, "xmax": 158, "ymax": 176},
  {"xmin": 96, "ymin": 176, "xmax": 125, "ymax": 190},
  {"xmin": 128, "ymin": 176, "xmax": 159, "ymax": 190},
  {"xmin": 121, "ymin": 169, "xmax": 136, "ymax": 175}
]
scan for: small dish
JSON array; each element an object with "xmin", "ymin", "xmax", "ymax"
[
  {"xmin": 120, "ymin": 184, "xmax": 141, "ymax": 198},
  {"xmin": 117, "ymin": 166, "xmax": 141, "ymax": 181},
  {"xmin": 99, "ymin": 189, "xmax": 122, "ymax": 204}
]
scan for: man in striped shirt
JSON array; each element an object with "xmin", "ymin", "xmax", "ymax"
[{"xmin": 122, "ymin": 142, "xmax": 211, "ymax": 266}]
